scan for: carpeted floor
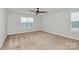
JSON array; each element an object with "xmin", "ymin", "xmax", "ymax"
[{"xmin": 1, "ymin": 31, "xmax": 79, "ymax": 50}]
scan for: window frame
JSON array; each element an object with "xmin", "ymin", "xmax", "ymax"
[
  {"xmin": 70, "ymin": 12, "xmax": 79, "ymax": 32},
  {"xmin": 20, "ymin": 17, "xmax": 34, "ymax": 28}
]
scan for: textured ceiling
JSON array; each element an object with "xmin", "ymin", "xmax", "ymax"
[{"xmin": 6, "ymin": 8, "xmax": 66, "ymax": 16}]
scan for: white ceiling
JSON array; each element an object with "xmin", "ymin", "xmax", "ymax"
[{"xmin": 6, "ymin": 8, "xmax": 66, "ymax": 16}]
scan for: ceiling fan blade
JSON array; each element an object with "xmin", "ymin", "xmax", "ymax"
[
  {"xmin": 38, "ymin": 11, "xmax": 47, "ymax": 13},
  {"xmin": 30, "ymin": 10, "xmax": 36, "ymax": 12},
  {"xmin": 30, "ymin": 8, "xmax": 48, "ymax": 15}
]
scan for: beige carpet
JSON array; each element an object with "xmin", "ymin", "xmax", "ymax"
[{"xmin": 1, "ymin": 31, "xmax": 79, "ymax": 50}]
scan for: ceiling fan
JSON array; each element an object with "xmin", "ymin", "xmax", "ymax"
[{"xmin": 30, "ymin": 8, "xmax": 47, "ymax": 15}]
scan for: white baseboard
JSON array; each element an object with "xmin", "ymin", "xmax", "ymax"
[
  {"xmin": 42, "ymin": 30, "xmax": 79, "ymax": 40},
  {"xmin": 0, "ymin": 36, "xmax": 7, "ymax": 48},
  {"xmin": 7, "ymin": 30, "xmax": 40, "ymax": 36}
]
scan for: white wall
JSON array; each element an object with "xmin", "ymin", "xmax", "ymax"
[
  {"xmin": 0, "ymin": 8, "xmax": 7, "ymax": 48},
  {"xmin": 7, "ymin": 11, "xmax": 41, "ymax": 35},
  {"xmin": 7, "ymin": 8, "xmax": 79, "ymax": 40},
  {"xmin": 42, "ymin": 9, "xmax": 79, "ymax": 40}
]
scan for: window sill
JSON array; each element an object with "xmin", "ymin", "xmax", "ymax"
[{"xmin": 71, "ymin": 29, "xmax": 79, "ymax": 32}]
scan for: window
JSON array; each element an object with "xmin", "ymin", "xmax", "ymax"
[
  {"xmin": 21, "ymin": 17, "xmax": 34, "ymax": 28},
  {"xmin": 71, "ymin": 12, "xmax": 79, "ymax": 31}
]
